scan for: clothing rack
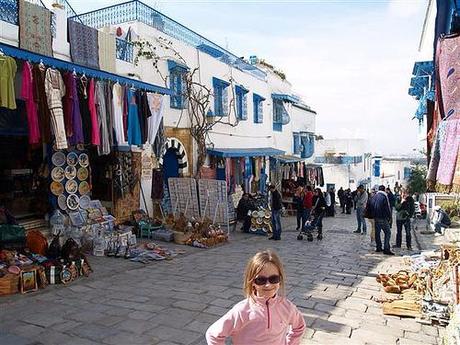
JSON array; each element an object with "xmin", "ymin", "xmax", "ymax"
[{"xmin": 0, "ymin": 42, "xmax": 172, "ymax": 95}]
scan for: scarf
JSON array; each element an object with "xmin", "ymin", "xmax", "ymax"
[{"xmin": 436, "ymin": 118, "xmax": 460, "ymax": 191}]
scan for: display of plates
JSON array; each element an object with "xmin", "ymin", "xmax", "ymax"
[
  {"xmin": 65, "ymin": 166, "xmax": 77, "ymax": 180},
  {"xmin": 65, "ymin": 180, "xmax": 78, "ymax": 194},
  {"xmin": 264, "ymin": 210, "xmax": 271, "ymax": 218},
  {"xmin": 51, "ymin": 152, "xmax": 66, "ymax": 167},
  {"xmin": 67, "ymin": 194, "xmax": 80, "ymax": 210},
  {"xmin": 79, "ymin": 181, "xmax": 90, "ymax": 195},
  {"xmin": 256, "ymin": 218, "xmax": 263, "ymax": 225},
  {"xmin": 78, "ymin": 153, "xmax": 89, "ymax": 167},
  {"xmin": 67, "ymin": 152, "xmax": 78, "ymax": 166},
  {"xmin": 251, "ymin": 211, "xmax": 259, "ymax": 218},
  {"xmin": 258, "ymin": 210, "xmax": 265, "ymax": 218},
  {"xmin": 79, "ymin": 195, "xmax": 91, "ymax": 209},
  {"xmin": 51, "ymin": 167, "xmax": 65, "ymax": 182},
  {"xmin": 58, "ymin": 194, "xmax": 67, "ymax": 210},
  {"xmin": 77, "ymin": 167, "xmax": 88, "ymax": 181},
  {"xmin": 50, "ymin": 181, "xmax": 64, "ymax": 196}
]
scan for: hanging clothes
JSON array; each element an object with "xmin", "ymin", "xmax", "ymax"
[
  {"xmin": 127, "ymin": 88, "xmax": 142, "ymax": 146},
  {"xmin": 435, "ymin": 118, "xmax": 460, "ymax": 190},
  {"xmin": 112, "ymin": 82, "xmax": 126, "ymax": 146},
  {"xmin": 88, "ymin": 78, "xmax": 101, "ymax": 146},
  {"xmin": 20, "ymin": 61, "xmax": 40, "ymax": 144},
  {"xmin": 78, "ymin": 77, "xmax": 91, "ymax": 144},
  {"xmin": 95, "ymin": 80, "xmax": 110, "ymax": 155},
  {"xmin": 153, "ymin": 120, "xmax": 165, "ymax": 158},
  {"xmin": 32, "ymin": 64, "xmax": 51, "ymax": 143},
  {"xmin": 0, "ymin": 55, "xmax": 17, "ymax": 110},
  {"xmin": 427, "ymin": 121, "xmax": 447, "ymax": 188},
  {"xmin": 63, "ymin": 72, "xmax": 74, "ymax": 138},
  {"xmin": 44, "ymin": 68, "xmax": 67, "ymax": 149},
  {"xmin": 123, "ymin": 85, "xmax": 129, "ymax": 141},
  {"xmin": 135, "ymin": 91, "xmax": 148, "ymax": 144},
  {"xmin": 146, "ymin": 93, "xmax": 164, "ymax": 145},
  {"xmin": 104, "ymin": 80, "xmax": 114, "ymax": 147},
  {"xmin": 67, "ymin": 73, "xmax": 84, "ymax": 145}
]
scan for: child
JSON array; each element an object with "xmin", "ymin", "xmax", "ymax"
[{"xmin": 205, "ymin": 249, "xmax": 306, "ymax": 344}]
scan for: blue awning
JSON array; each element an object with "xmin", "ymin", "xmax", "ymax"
[
  {"xmin": 213, "ymin": 77, "xmax": 230, "ymax": 88},
  {"xmin": 0, "ymin": 42, "xmax": 172, "ymax": 95},
  {"xmin": 208, "ymin": 147, "xmax": 284, "ymax": 158},
  {"xmin": 235, "ymin": 85, "xmax": 249, "ymax": 94},
  {"xmin": 253, "ymin": 93, "xmax": 266, "ymax": 102},
  {"xmin": 272, "ymin": 93, "xmax": 298, "ymax": 103},
  {"xmin": 272, "ymin": 154, "xmax": 303, "ymax": 163},
  {"xmin": 167, "ymin": 59, "xmax": 189, "ymax": 72}
]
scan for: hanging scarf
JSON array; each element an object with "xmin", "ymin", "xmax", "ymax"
[
  {"xmin": 427, "ymin": 120, "xmax": 447, "ymax": 189},
  {"xmin": 436, "ymin": 118, "xmax": 460, "ymax": 191}
]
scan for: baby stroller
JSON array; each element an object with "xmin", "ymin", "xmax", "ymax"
[{"xmin": 297, "ymin": 211, "xmax": 324, "ymax": 241}]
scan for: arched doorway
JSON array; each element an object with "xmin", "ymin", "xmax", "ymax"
[{"xmin": 163, "ymin": 148, "xmax": 180, "ymax": 182}]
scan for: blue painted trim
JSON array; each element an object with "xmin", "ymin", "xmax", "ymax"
[
  {"xmin": 253, "ymin": 93, "xmax": 266, "ymax": 102},
  {"xmin": 271, "ymin": 93, "xmax": 298, "ymax": 103},
  {"xmin": 273, "ymin": 123, "xmax": 282, "ymax": 132},
  {"xmin": 235, "ymin": 85, "xmax": 249, "ymax": 94},
  {"xmin": 207, "ymin": 147, "xmax": 285, "ymax": 158},
  {"xmin": 0, "ymin": 42, "xmax": 172, "ymax": 95},
  {"xmin": 212, "ymin": 77, "xmax": 230, "ymax": 88},
  {"xmin": 167, "ymin": 59, "xmax": 189, "ymax": 72},
  {"xmin": 272, "ymin": 154, "xmax": 303, "ymax": 163}
]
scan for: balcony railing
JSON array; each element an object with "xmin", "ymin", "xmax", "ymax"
[
  {"xmin": 73, "ymin": 0, "xmax": 267, "ymax": 80},
  {"xmin": 1, "ymin": 0, "xmax": 18, "ymax": 25}
]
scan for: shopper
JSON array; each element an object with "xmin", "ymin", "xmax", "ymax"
[
  {"xmin": 293, "ymin": 186, "xmax": 305, "ymax": 231},
  {"xmin": 236, "ymin": 193, "xmax": 255, "ymax": 233},
  {"xmin": 345, "ymin": 189, "xmax": 353, "ymax": 214},
  {"xmin": 353, "ymin": 185, "xmax": 368, "ymax": 234},
  {"xmin": 394, "ymin": 192, "xmax": 415, "ymax": 250},
  {"xmin": 337, "ymin": 187, "xmax": 345, "ymax": 213},
  {"xmin": 206, "ymin": 249, "xmax": 306, "ymax": 345},
  {"xmin": 269, "ymin": 184, "xmax": 282, "ymax": 240},
  {"xmin": 431, "ymin": 205, "xmax": 452, "ymax": 235},
  {"xmin": 312, "ymin": 188, "xmax": 327, "ymax": 240},
  {"xmin": 369, "ymin": 185, "xmax": 394, "ymax": 255},
  {"xmin": 302, "ymin": 185, "xmax": 314, "ymax": 228}
]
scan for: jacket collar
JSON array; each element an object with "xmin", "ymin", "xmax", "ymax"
[{"xmin": 250, "ymin": 293, "xmax": 281, "ymax": 306}]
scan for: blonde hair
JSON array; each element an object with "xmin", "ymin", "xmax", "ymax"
[{"xmin": 243, "ymin": 249, "xmax": 285, "ymax": 298}]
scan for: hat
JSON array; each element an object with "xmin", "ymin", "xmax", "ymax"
[
  {"xmin": 378, "ymin": 185, "xmax": 386, "ymax": 191},
  {"xmin": 434, "ymin": 205, "xmax": 441, "ymax": 211}
]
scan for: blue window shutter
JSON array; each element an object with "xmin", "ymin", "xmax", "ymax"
[
  {"xmin": 242, "ymin": 94, "xmax": 247, "ymax": 120},
  {"xmin": 236, "ymin": 90, "xmax": 242, "ymax": 119},
  {"xmin": 176, "ymin": 75, "xmax": 182, "ymax": 108},
  {"xmin": 180, "ymin": 74, "xmax": 186, "ymax": 108},
  {"xmin": 222, "ymin": 87, "xmax": 228, "ymax": 115},
  {"xmin": 253, "ymin": 97, "xmax": 258, "ymax": 123}
]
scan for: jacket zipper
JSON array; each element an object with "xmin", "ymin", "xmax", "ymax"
[{"xmin": 266, "ymin": 300, "xmax": 271, "ymax": 329}]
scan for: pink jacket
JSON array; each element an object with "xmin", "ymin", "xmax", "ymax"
[{"xmin": 206, "ymin": 295, "xmax": 305, "ymax": 345}]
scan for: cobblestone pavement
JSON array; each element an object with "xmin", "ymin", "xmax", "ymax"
[{"xmin": 0, "ymin": 211, "xmax": 444, "ymax": 345}]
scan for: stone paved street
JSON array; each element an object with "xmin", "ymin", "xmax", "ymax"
[{"xmin": 0, "ymin": 211, "xmax": 444, "ymax": 345}]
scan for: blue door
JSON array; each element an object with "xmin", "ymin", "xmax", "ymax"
[{"xmin": 163, "ymin": 148, "xmax": 180, "ymax": 183}]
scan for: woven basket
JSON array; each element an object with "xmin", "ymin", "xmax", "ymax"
[
  {"xmin": 173, "ymin": 231, "xmax": 192, "ymax": 245},
  {"xmin": 0, "ymin": 273, "xmax": 20, "ymax": 296}
]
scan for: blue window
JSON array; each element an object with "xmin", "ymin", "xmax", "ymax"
[
  {"xmin": 253, "ymin": 93, "xmax": 265, "ymax": 124},
  {"xmin": 293, "ymin": 132, "xmax": 301, "ymax": 154},
  {"xmin": 168, "ymin": 60, "xmax": 188, "ymax": 109},
  {"xmin": 273, "ymin": 99, "xmax": 286, "ymax": 131},
  {"xmin": 212, "ymin": 77, "xmax": 230, "ymax": 116},
  {"xmin": 235, "ymin": 85, "xmax": 249, "ymax": 120}
]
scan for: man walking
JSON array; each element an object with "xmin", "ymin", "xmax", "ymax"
[
  {"xmin": 369, "ymin": 185, "xmax": 394, "ymax": 255},
  {"xmin": 353, "ymin": 185, "xmax": 368, "ymax": 234},
  {"xmin": 394, "ymin": 192, "xmax": 415, "ymax": 250},
  {"xmin": 338, "ymin": 187, "xmax": 345, "ymax": 213},
  {"xmin": 269, "ymin": 184, "xmax": 282, "ymax": 240}
]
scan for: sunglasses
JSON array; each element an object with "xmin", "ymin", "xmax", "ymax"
[{"xmin": 253, "ymin": 275, "xmax": 281, "ymax": 286}]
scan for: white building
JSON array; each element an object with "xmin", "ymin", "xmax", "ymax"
[{"xmin": 314, "ymin": 139, "xmax": 372, "ymax": 191}]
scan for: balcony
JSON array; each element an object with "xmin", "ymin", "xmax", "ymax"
[
  {"xmin": 73, "ymin": 0, "xmax": 267, "ymax": 80},
  {"xmin": 0, "ymin": 0, "xmax": 133, "ymax": 63},
  {"xmin": 314, "ymin": 156, "xmax": 363, "ymax": 165}
]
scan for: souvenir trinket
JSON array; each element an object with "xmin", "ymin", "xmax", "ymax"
[
  {"xmin": 67, "ymin": 152, "xmax": 78, "ymax": 166},
  {"xmin": 50, "ymin": 182, "xmax": 64, "ymax": 196},
  {"xmin": 65, "ymin": 180, "xmax": 78, "ymax": 194},
  {"xmin": 51, "ymin": 167, "xmax": 65, "ymax": 182},
  {"xmin": 65, "ymin": 166, "xmax": 77, "ymax": 180}
]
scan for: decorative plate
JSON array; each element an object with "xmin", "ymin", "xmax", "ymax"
[
  {"xmin": 78, "ymin": 181, "xmax": 90, "ymax": 195},
  {"xmin": 50, "ymin": 181, "xmax": 64, "ymax": 196},
  {"xmin": 79, "ymin": 195, "xmax": 91, "ymax": 209},
  {"xmin": 264, "ymin": 210, "xmax": 271, "ymax": 218},
  {"xmin": 78, "ymin": 153, "xmax": 89, "ymax": 167},
  {"xmin": 60, "ymin": 267, "xmax": 73, "ymax": 284},
  {"xmin": 51, "ymin": 167, "xmax": 65, "ymax": 182},
  {"xmin": 65, "ymin": 179, "xmax": 78, "ymax": 194},
  {"xmin": 65, "ymin": 166, "xmax": 77, "ymax": 180},
  {"xmin": 77, "ymin": 167, "xmax": 88, "ymax": 181},
  {"xmin": 67, "ymin": 194, "xmax": 80, "ymax": 210},
  {"xmin": 67, "ymin": 152, "xmax": 78, "ymax": 166},
  {"xmin": 51, "ymin": 151, "xmax": 66, "ymax": 167},
  {"xmin": 58, "ymin": 195, "xmax": 67, "ymax": 210},
  {"xmin": 251, "ymin": 211, "xmax": 259, "ymax": 218},
  {"xmin": 258, "ymin": 210, "xmax": 265, "ymax": 218},
  {"xmin": 256, "ymin": 218, "xmax": 263, "ymax": 225}
]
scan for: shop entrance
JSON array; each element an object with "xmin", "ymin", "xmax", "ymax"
[{"xmin": 163, "ymin": 148, "xmax": 180, "ymax": 183}]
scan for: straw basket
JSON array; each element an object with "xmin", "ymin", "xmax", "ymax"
[
  {"xmin": 0, "ymin": 273, "xmax": 20, "ymax": 296},
  {"xmin": 173, "ymin": 231, "xmax": 193, "ymax": 245}
]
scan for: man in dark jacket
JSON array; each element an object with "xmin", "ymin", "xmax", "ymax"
[
  {"xmin": 369, "ymin": 185, "xmax": 394, "ymax": 255},
  {"xmin": 338, "ymin": 187, "xmax": 345, "ymax": 213},
  {"xmin": 269, "ymin": 184, "xmax": 283, "ymax": 240},
  {"xmin": 236, "ymin": 193, "xmax": 255, "ymax": 233}
]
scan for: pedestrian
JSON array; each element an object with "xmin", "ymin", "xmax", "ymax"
[
  {"xmin": 269, "ymin": 184, "xmax": 282, "ymax": 241},
  {"xmin": 345, "ymin": 189, "xmax": 353, "ymax": 214},
  {"xmin": 293, "ymin": 186, "xmax": 305, "ymax": 231},
  {"xmin": 351, "ymin": 189, "xmax": 358, "ymax": 210},
  {"xmin": 312, "ymin": 188, "xmax": 327, "ymax": 240},
  {"xmin": 431, "ymin": 205, "xmax": 452, "ymax": 235},
  {"xmin": 329, "ymin": 188, "xmax": 336, "ymax": 217},
  {"xmin": 324, "ymin": 190, "xmax": 331, "ymax": 217},
  {"xmin": 369, "ymin": 185, "xmax": 394, "ymax": 255},
  {"xmin": 338, "ymin": 187, "xmax": 345, "ymax": 213},
  {"xmin": 386, "ymin": 187, "xmax": 396, "ymax": 226},
  {"xmin": 394, "ymin": 192, "xmax": 415, "ymax": 250},
  {"xmin": 353, "ymin": 184, "xmax": 368, "ymax": 234},
  {"xmin": 205, "ymin": 249, "xmax": 306, "ymax": 344},
  {"xmin": 302, "ymin": 185, "xmax": 314, "ymax": 229},
  {"xmin": 236, "ymin": 193, "xmax": 255, "ymax": 233}
]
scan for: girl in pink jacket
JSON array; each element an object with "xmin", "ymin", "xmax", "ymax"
[{"xmin": 206, "ymin": 249, "xmax": 306, "ymax": 345}]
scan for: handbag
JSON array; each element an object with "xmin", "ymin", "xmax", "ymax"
[{"xmin": 0, "ymin": 225, "xmax": 26, "ymax": 249}]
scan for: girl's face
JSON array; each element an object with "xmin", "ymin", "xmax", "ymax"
[{"xmin": 252, "ymin": 262, "xmax": 281, "ymax": 299}]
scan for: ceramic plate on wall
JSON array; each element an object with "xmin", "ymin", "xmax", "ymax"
[
  {"xmin": 79, "ymin": 195, "xmax": 91, "ymax": 209},
  {"xmin": 78, "ymin": 181, "xmax": 90, "ymax": 195},
  {"xmin": 51, "ymin": 152, "xmax": 66, "ymax": 167},
  {"xmin": 57, "ymin": 194, "xmax": 67, "ymax": 210},
  {"xmin": 67, "ymin": 152, "xmax": 78, "ymax": 166},
  {"xmin": 77, "ymin": 167, "xmax": 88, "ymax": 181},
  {"xmin": 51, "ymin": 167, "xmax": 65, "ymax": 182},
  {"xmin": 78, "ymin": 153, "xmax": 89, "ymax": 167},
  {"xmin": 67, "ymin": 194, "xmax": 80, "ymax": 210},
  {"xmin": 65, "ymin": 180, "xmax": 78, "ymax": 194},
  {"xmin": 50, "ymin": 182, "xmax": 64, "ymax": 196},
  {"xmin": 65, "ymin": 166, "xmax": 77, "ymax": 180}
]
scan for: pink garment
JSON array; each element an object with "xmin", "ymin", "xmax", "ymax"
[
  {"xmin": 436, "ymin": 118, "xmax": 460, "ymax": 186},
  {"xmin": 21, "ymin": 62, "xmax": 40, "ymax": 144},
  {"xmin": 206, "ymin": 295, "xmax": 305, "ymax": 345},
  {"xmin": 88, "ymin": 78, "xmax": 101, "ymax": 145}
]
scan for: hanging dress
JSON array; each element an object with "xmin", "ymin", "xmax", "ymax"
[
  {"xmin": 88, "ymin": 78, "xmax": 101, "ymax": 146},
  {"xmin": 32, "ymin": 64, "xmax": 51, "ymax": 143},
  {"xmin": 127, "ymin": 88, "xmax": 141, "ymax": 146},
  {"xmin": 21, "ymin": 61, "xmax": 40, "ymax": 144},
  {"xmin": 44, "ymin": 68, "xmax": 67, "ymax": 149},
  {"xmin": 0, "ymin": 55, "xmax": 17, "ymax": 110},
  {"xmin": 112, "ymin": 82, "xmax": 126, "ymax": 146},
  {"xmin": 95, "ymin": 80, "xmax": 110, "ymax": 155},
  {"xmin": 78, "ymin": 77, "xmax": 91, "ymax": 144}
]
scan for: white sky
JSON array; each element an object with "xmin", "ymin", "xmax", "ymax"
[{"xmin": 69, "ymin": 0, "xmax": 429, "ymax": 155}]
